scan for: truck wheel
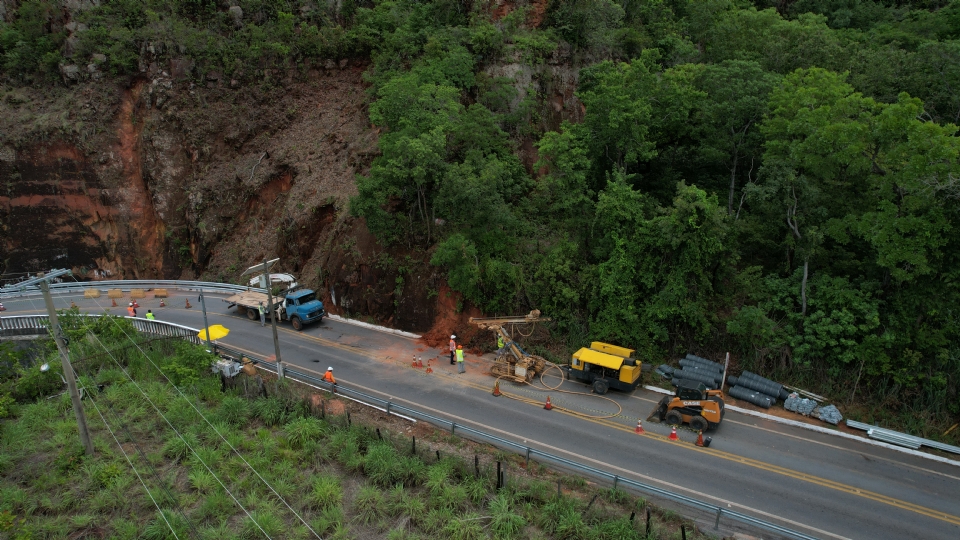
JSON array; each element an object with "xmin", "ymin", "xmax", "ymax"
[
  {"xmin": 664, "ymin": 409, "xmax": 683, "ymax": 426},
  {"xmin": 246, "ymin": 307, "xmax": 257, "ymax": 320},
  {"xmin": 291, "ymin": 316, "xmax": 303, "ymax": 331},
  {"xmin": 690, "ymin": 415, "xmax": 709, "ymax": 432},
  {"xmin": 592, "ymin": 379, "xmax": 609, "ymax": 395}
]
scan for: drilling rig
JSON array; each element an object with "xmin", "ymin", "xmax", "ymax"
[{"xmin": 468, "ymin": 310, "xmax": 551, "ymax": 383}]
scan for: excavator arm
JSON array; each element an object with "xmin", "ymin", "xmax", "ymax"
[{"xmin": 468, "ymin": 311, "xmax": 550, "ymax": 382}]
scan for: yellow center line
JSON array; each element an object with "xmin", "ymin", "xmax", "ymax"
[{"xmin": 25, "ymin": 304, "xmax": 958, "ymax": 528}]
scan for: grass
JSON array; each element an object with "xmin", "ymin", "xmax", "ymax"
[{"xmin": 0, "ymin": 335, "xmax": 716, "ymax": 540}]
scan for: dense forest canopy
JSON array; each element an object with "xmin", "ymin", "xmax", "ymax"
[{"xmin": 2, "ymin": 0, "xmax": 959, "ymax": 425}]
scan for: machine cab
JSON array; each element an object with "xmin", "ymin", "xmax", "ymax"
[{"xmin": 676, "ymin": 380, "xmax": 707, "ymax": 400}]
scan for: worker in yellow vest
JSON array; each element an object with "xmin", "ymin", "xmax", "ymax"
[{"xmin": 456, "ymin": 345, "xmax": 465, "ymax": 374}]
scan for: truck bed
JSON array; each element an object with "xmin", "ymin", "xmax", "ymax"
[{"xmin": 223, "ymin": 291, "xmax": 274, "ymax": 309}]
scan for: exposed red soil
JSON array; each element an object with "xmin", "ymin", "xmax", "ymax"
[
  {"xmin": 116, "ymin": 80, "xmax": 166, "ymax": 278},
  {"xmin": 420, "ymin": 283, "xmax": 485, "ymax": 349}
]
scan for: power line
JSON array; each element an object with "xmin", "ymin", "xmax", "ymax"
[
  {"xmin": 78, "ymin": 365, "xmax": 201, "ymax": 540},
  {"xmin": 84, "ymin": 388, "xmax": 183, "ymax": 540},
  {"xmin": 14, "ymin": 288, "xmax": 197, "ymax": 539},
  {"xmin": 73, "ymin": 275, "xmax": 321, "ymax": 539},
  {"xmin": 79, "ymin": 327, "xmax": 273, "ymax": 540}
]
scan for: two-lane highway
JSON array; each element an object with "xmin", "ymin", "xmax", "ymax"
[{"xmin": 4, "ymin": 290, "xmax": 959, "ymax": 539}]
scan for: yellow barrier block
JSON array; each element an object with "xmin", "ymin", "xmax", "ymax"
[
  {"xmin": 83, "ymin": 289, "xmax": 101, "ymax": 298},
  {"xmin": 107, "ymin": 289, "xmax": 124, "ymax": 299},
  {"xmin": 154, "ymin": 289, "xmax": 169, "ymax": 298},
  {"xmin": 130, "ymin": 289, "xmax": 146, "ymax": 299}
]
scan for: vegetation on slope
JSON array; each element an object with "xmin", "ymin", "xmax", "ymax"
[
  {"xmin": 0, "ymin": 315, "xmax": 709, "ymax": 539},
  {"xmin": 2, "ymin": 0, "xmax": 959, "ymax": 433}
]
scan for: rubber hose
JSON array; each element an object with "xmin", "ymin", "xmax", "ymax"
[{"xmin": 728, "ymin": 385, "xmax": 773, "ymax": 409}]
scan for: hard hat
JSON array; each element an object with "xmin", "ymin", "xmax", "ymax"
[
  {"xmin": 327, "ymin": 367, "xmax": 333, "ymax": 371},
  {"xmin": 451, "ymin": 334, "xmax": 456, "ymax": 339}
]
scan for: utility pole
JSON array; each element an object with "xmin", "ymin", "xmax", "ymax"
[
  {"xmin": 241, "ymin": 258, "xmax": 283, "ymax": 379},
  {"xmin": 7, "ymin": 270, "xmax": 94, "ymax": 455},
  {"xmin": 199, "ymin": 289, "xmax": 212, "ymax": 352},
  {"xmin": 264, "ymin": 260, "xmax": 283, "ymax": 379}
]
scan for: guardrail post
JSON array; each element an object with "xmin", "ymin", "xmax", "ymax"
[{"xmin": 714, "ymin": 507, "xmax": 722, "ymax": 530}]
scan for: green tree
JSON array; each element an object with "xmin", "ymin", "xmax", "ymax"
[{"xmin": 694, "ymin": 61, "xmax": 780, "ymax": 215}]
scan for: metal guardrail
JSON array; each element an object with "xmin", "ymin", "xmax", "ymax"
[
  {"xmin": 3, "ymin": 313, "xmax": 818, "ymax": 539},
  {"xmin": 847, "ymin": 420, "xmax": 960, "ymax": 455},
  {"xmin": 274, "ymin": 364, "xmax": 818, "ymax": 540},
  {"xmin": 0, "ymin": 279, "xmax": 267, "ymax": 298}
]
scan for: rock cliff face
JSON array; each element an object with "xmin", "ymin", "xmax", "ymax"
[
  {"xmin": 0, "ymin": 63, "xmax": 459, "ymax": 331},
  {"xmin": 0, "ymin": 45, "xmax": 583, "ymax": 334}
]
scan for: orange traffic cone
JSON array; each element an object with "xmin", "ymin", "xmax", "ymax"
[
  {"xmin": 159, "ymin": 299, "xmax": 165, "ymax": 307},
  {"xmin": 695, "ymin": 430, "xmax": 705, "ymax": 447},
  {"xmin": 544, "ymin": 396, "xmax": 553, "ymax": 410},
  {"xmin": 185, "ymin": 299, "xmax": 192, "ymax": 309},
  {"xmin": 669, "ymin": 426, "xmax": 678, "ymax": 441},
  {"xmin": 635, "ymin": 420, "xmax": 645, "ymax": 434},
  {"xmin": 111, "ymin": 298, "xmax": 118, "ymax": 307},
  {"xmin": 492, "ymin": 381, "xmax": 501, "ymax": 396}
]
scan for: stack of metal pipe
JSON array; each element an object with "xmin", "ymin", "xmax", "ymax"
[{"xmin": 726, "ymin": 371, "xmax": 786, "ymax": 408}]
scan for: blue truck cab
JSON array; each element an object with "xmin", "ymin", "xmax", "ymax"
[{"xmin": 282, "ymin": 289, "xmax": 325, "ymax": 331}]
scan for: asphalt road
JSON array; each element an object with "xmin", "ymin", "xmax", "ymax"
[{"xmin": 4, "ymin": 291, "xmax": 960, "ymax": 540}]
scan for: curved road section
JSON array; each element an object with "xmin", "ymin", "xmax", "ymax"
[{"xmin": 2, "ymin": 288, "xmax": 959, "ymax": 540}]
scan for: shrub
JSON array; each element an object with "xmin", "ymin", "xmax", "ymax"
[
  {"xmin": 489, "ymin": 493, "xmax": 525, "ymax": 539},
  {"xmin": 310, "ymin": 475, "xmax": 343, "ymax": 509},
  {"xmin": 363, "ymin": 442, "xmax": 404, "ymax": 486},
  {"xmin": 240, "ymin": 508, "xmax": 284, "ymax": 539},
  {"xmin": 311, "ymin": 504, "xmax": 344, "ymax": 535},
  {"xmin": 386, "ymin": 484, "xmax": 426, "ymax": 520},
  {"xmin": 252, "ymin": 397, "xmax": 287, "ymax": 426},
  {"xmin": 217, "ymin": 395, "xmax": 251, "ymax": 428},
  {"xmin": 284, "ymin": 417, "xmax": 325, "ymax": 449},
  {"xmin": 188, "ymin": 468, "xmax": 217, "ymax": 493},
  {"xmin": 443, "ymin": 513, "xmax": 485, "ymax": 540},
  {"xmin": 162, "ymin": 432, "xmax": 200, "ymax": 462},
  {"xmin": 353, "ymin": 485, "xmax": 385, "ymax": 526}
]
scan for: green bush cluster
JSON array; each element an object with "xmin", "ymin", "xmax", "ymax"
[{"xmin": 345, "ymin": 0, "xmax": 960, "ymax": 428}]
